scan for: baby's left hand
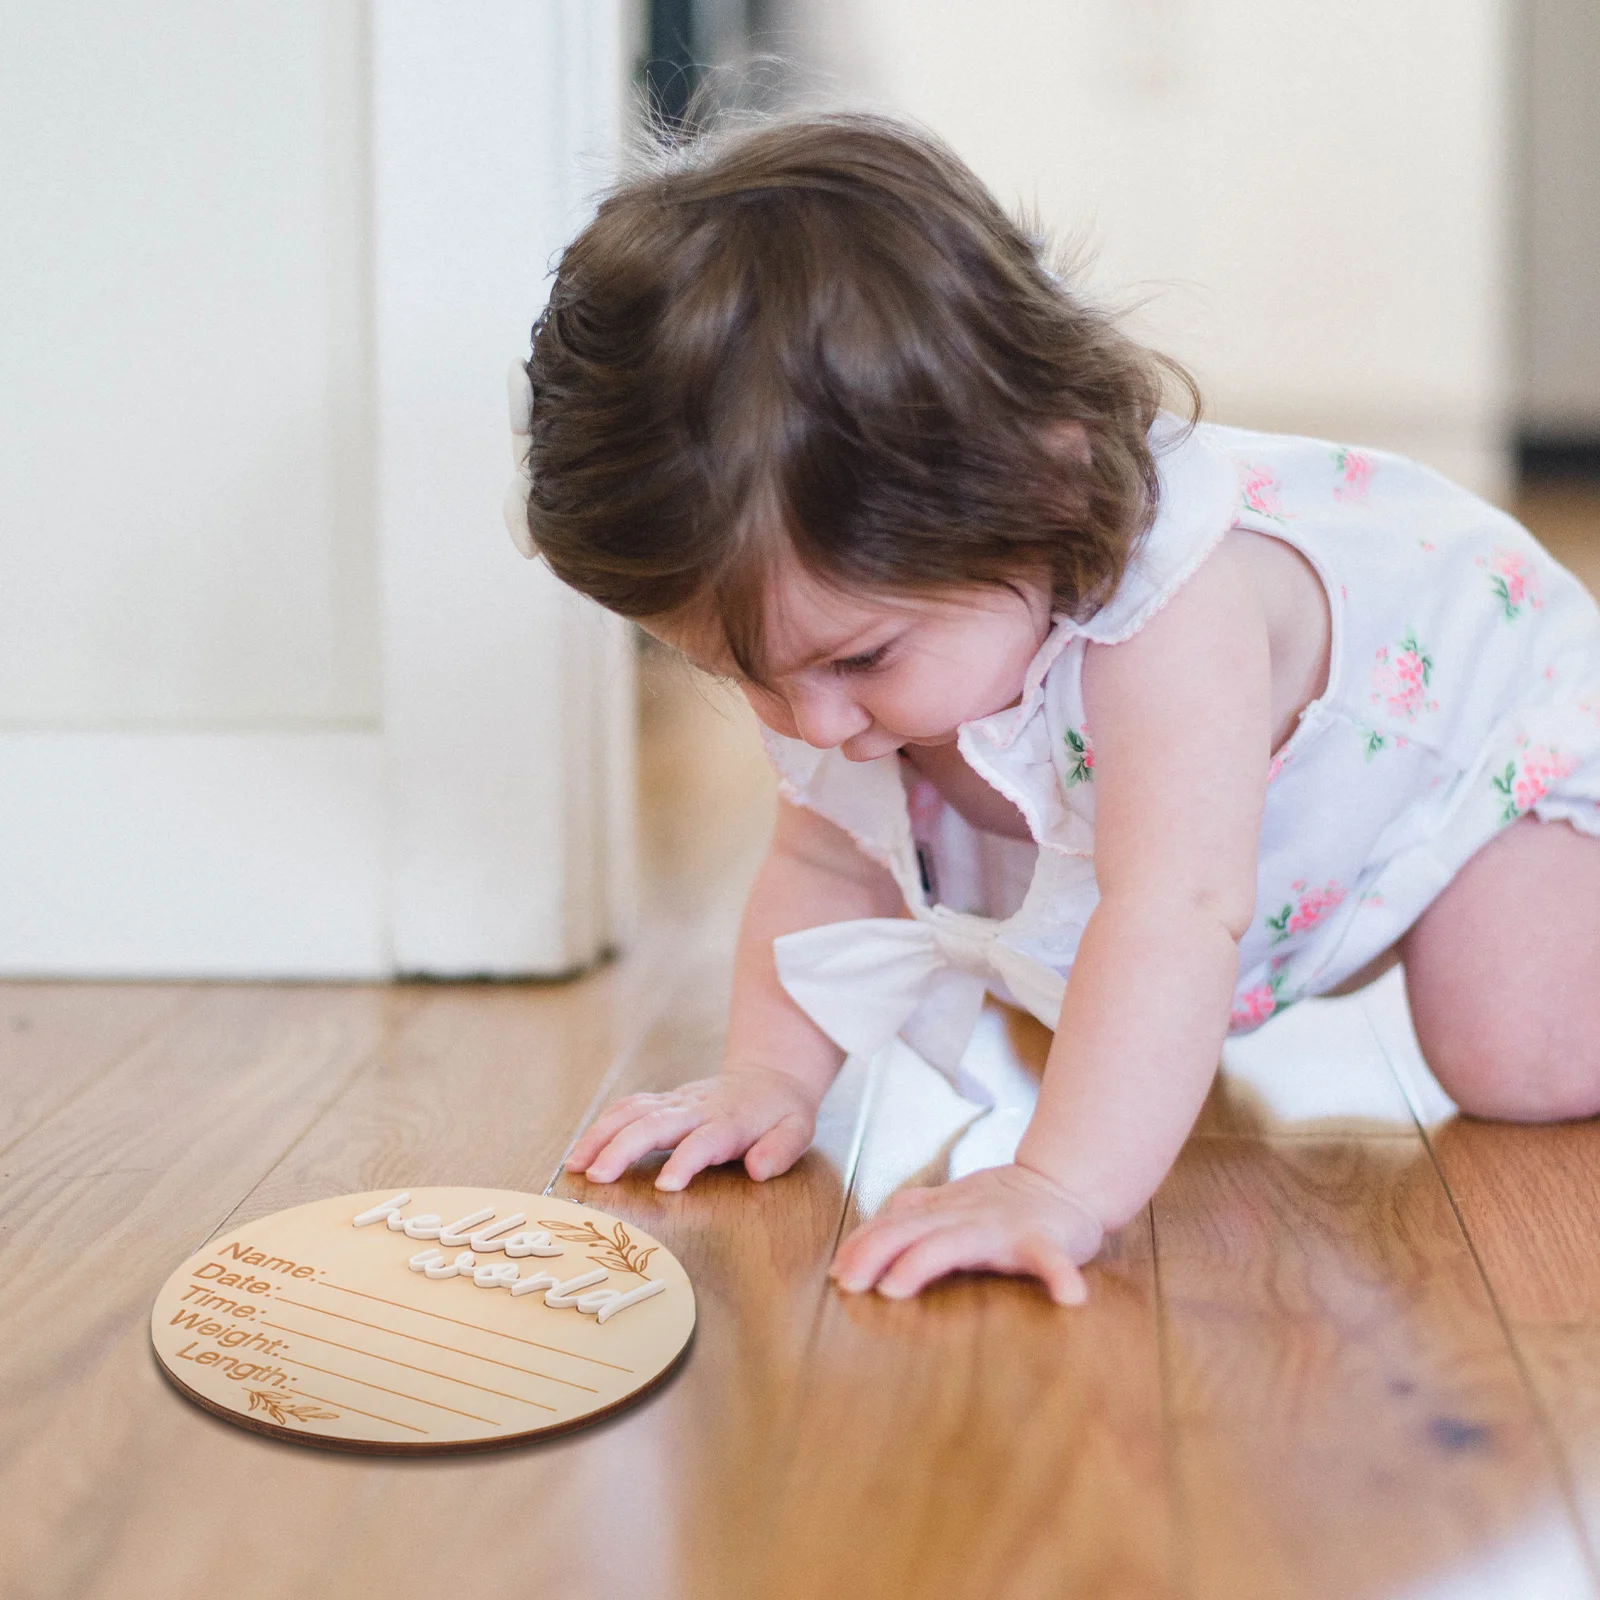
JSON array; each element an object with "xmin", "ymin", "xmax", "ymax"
[{"xmin": 829, "ymin": 1164, "xmax": 1107, "ymax": 1306}]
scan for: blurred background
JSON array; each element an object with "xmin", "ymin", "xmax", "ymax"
[{"xmin": 3, "ymin": 0, "xmax": 1597, "ymax": 982}]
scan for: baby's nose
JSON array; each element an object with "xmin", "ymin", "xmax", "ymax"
[{"xmin": 790, "ymin": 684, "xmax": 872, "ymax": 750}]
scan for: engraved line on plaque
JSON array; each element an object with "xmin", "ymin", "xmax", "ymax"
[
  {"xmin": 314, "ymin": 1279, "xmax": 635, "ymax": 1372},
  {"xmin": 270, "ymin": 1354, "xmax": 502, "ymax": 1425},
  {"xmin": 279, "ymin": 1388, "xmax": 428, "ymax": 1435},
  {"xmin": 257, "ymin": 1319, "xmax": 559, "ymax": 1412},
  {"xmin": 270, "ymin": 1295, "xmax": 600, "ymax": 1393}
]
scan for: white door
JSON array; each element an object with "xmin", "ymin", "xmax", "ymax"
[{"xmin": 0, "ymin": 2, "xmax": 635, "ymax": 979}]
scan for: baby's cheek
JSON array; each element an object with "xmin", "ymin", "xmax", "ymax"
[
  {"xmin": 882, "ymin": 669, "xmax": 993, "ymax": 738},
  {"xmin": 742, "ymin": 685, "xmax": 798, "ymax": 738}
]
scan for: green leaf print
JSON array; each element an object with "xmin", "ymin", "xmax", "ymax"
[
  {"xmin": 1265, "ymin": 904, "xmax": 1292, "ymax": 944},
  {"xmin": 1491, "ymin": 760, "xmax": 1517, "ymax": 823},
  {"xmin": 1363, "ymin": 729, "xmax": 1387, "ymax": 760},
  {"xmin": 1064, "ymin": 726, "xmax": 1094, "ymax": 786}
]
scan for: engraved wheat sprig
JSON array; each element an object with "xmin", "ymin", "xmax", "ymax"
[
  {"xmin": 537, "ymin": 1217, "xmax": 656, "ymax": 1278},
  {"xmin": 246, "ymin": 1388, "xmax": 339, "ymax": 1426}
]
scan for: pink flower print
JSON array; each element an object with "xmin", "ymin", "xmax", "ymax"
[
  {"xmin": 1332, "ymin": 447, "xmax": 1373, "ymax": 504},
  {"xmin": 1239, "ymin": 464, "xmax": 1286, "ymax": 522},
  {"xmin": 1230, "ymin": 977, "xmax": 1283, "ymax": 1031},
  {"xmin": 1264, "ymin": 879, "xmax": 1346, "ymax": 945},
  {"xmin": 1370, "ymin": 631, "xmax": 1439, "ymax": 721},
  {"xmin": 1063, "ymin": 725, "xmax": 1094, "ymax": 786},
  {"xmin": 1267, "ymin": 747, "xmax": 1290, "ymax": 783},
  {"xmin": 1492, "ymin": 739, "xmax": 1577, "ymax": 822},
  {"xmin": 1476, "ymin": 547, "xmax": 1544, "ymax": 621},
  {"xmin": 1419, "ymin": 539, "xmax": 1436, "ymax": 552}
]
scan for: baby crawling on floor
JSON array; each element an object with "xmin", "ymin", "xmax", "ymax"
[{"xmin": 509, "ymin": 113, "xmax": 1600, "ymax": 1304}]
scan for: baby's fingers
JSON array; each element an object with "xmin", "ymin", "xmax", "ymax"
[
  {"xmin": 874, "ymin": 1222, "xmax": 997, "ymax": 1300},
  {"xmin": 876, "ymin": 1226, "xmax": 1087, "ymax": 1305},
  {"xmin": 568, "ymin": 1093, "xmax": 674, "ymax": 1172},
  {"xmin": 830, "ymin": 1208, "xmax": 948, "ymax": 1294},
  {"xmin": 580, "ymin": 1103, "xmax": 706, "ymax": 1184},
  {"xmin": 1020, "ymin": 1243, "xmax": 1089, "ymax": 1307},
  {"xmin": 655, "ymin": 1116, "xmax": 760, "ymax": 1192},
  {"xmin": 743, "ymin": 1111, "xmax": 813, "ymax": 1182}
]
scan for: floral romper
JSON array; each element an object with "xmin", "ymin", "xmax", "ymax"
[{"xmin": 761, "ymin": 418, "xmax": 1600, "ymax": 1103}]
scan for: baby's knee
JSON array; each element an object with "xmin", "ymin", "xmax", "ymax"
[{"xmin": 1415, "ymin": 1007, "xmax": 1600, "ymax": 1123}]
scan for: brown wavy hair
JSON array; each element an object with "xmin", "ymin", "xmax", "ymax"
[{"xmin": 519, "ymin": 112, "xmax": 1197, "ymax": 679}]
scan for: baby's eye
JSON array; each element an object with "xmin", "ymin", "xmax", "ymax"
[{"xmin": 831, "ymin": 644, "xmax": 890, "ymax": 675}]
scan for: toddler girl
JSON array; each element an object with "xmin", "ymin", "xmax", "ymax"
[{"xmin": 510, "ymin": 114, "xmax": 1600, "ymax": 1305}]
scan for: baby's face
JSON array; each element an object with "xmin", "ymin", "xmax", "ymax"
[{"xmin": 647, "ymin": 560, "xmax": 1053, "ymax": 762}]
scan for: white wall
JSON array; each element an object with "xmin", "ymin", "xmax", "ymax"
[
  {"xmin": 1518, "ymin": 0, "xmax": 1600, "ymax": 434},
  {"xmin": 0, "ymin": 1, "xmax": 377, "ymax": 728},
  {"xmin": 782, "ymin": 0, "xmax": 1514, "ymax": 496}
]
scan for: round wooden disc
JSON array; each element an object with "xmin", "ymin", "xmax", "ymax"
[{"xmin": 150, "ymin": 1188, "xmax": 695, "ymax": 1454}]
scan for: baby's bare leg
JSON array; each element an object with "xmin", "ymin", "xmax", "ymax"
[{"xmin": 1401, "ymin": 817, "xmax": 1600, "ymax": 1121}]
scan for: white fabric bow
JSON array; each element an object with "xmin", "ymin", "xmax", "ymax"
[
  {"xmin": 773, "ymin": 912, "xmax": 1066, "ymax": 1106},
  {"xmin": 503, "ymin": 358, "xmax": 537, "ymax": 559}
]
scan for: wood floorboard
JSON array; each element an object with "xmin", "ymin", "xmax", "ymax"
[
  {"xmin": 0, "ymin": 984, "xmax": 418, "ymax": 1599},
  {"xmin": 209, "ymin": 973, "xmax": 639, "ymax": 1230},
  {"xmin": 1410, "ymin": 1116, "xmax": 1600, "ymax": 1565},
  {"xmin": 1155, "ymin": 1131, "xmax": 1595, "ymax": 1600},
  {"xmin": 1363, "ymin": 965, "xmax": 1600, "ymax": 1578},
  {"xmin": 763, "ymin": 1026, "xmax": 1175, "ymax": 1600},
  {"xmin": 0, "ymin": 980, "xmax": 195, "ymax": 1150}
]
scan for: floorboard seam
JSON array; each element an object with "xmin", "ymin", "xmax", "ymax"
[
  {"xmin": 756, "ymin": 1048, "xmax": 884, "ymax": 1600},
  {"xmin": 1148, "ymin": 1196, "xmax": 1191, "ymax": 1600},
  {"xmin": 0, "ymin": 986, "xmax": 199, "ymax": 1163},
  {"xmin": 198, "ymin": 991, "xmax": 429, "ymax": 1249},
  {"xmin": 1419, "ymin": 1120, "xmax": 1600, "ymax": 1590},
  {"xmin": 819, "ymin": 1050, "xmax": 883, "ymax": 1275},
  {"xmin": 792, "ymin": 1050, "xmax": 881, "ymax": 1388},
  {"xmin": 1364, "ymin": 1000, "xmax": 1600, "ymax": 1592}
]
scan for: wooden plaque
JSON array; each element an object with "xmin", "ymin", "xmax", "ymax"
[{"xmin": 151, "ymin": 1188, "xmax": 695, "ymax": 1453}]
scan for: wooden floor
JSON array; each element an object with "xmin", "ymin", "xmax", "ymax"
[{"xmin": 5, "ymin": 488, "xmax": 1600, "ymax": 1600}]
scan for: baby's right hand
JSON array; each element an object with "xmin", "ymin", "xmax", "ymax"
[{"xmin": 566, "ymin": 1067, "xmax": 821, "ymax": 1193}]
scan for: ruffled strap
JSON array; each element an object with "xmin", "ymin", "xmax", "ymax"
[
  {"xmin": 759, "ymin": 728, "xmax": 913, "ymax": 877},
  {"xmin": 1075, "ymin": 416, "xmax": 1239, "ymax": 644},
  {"xmin": 959, "ymin": 643, "xmax": 1095, "ymax": 859}
]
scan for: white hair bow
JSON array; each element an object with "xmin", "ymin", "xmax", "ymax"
[
  {"xmin": 503, "ymin": 358, "xmax": 537, "ymax": 559},
  {"xmin": 772, "ymin": 909, "xmax": 1067, "ymax": 1108}
]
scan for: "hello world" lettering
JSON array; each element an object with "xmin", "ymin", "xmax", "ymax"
[{"xmin": 352, "ymin": 1194, "xmax": 667, "ymax": 1325}]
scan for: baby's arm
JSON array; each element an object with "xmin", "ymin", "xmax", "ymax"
[
  {"xmin": 832, "ymin": 539, "xmax": 1273, "ymax": 1301},
  {"xmin": 569, "ymin": 797, "xmax": 904, "ymax": 1189}
]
